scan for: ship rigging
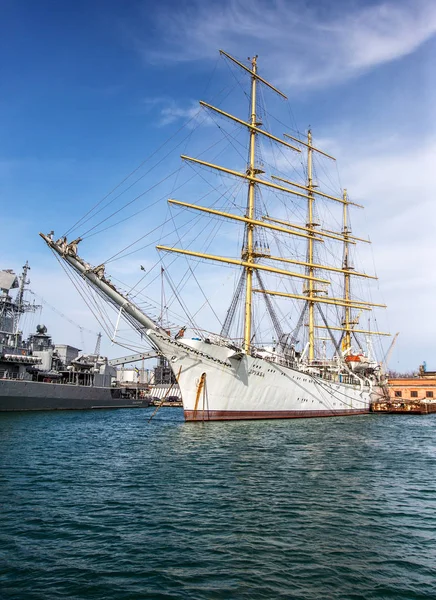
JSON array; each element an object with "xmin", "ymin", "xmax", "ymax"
[{"xmin": 41, "ymin": 50, "xmax": 390, "ymax": 420}]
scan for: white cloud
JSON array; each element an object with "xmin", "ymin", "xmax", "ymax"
[
  {"xmin": 137, "ymin": 0, "xmax": 436, "ymax": 89},
  {"xmin": 142, "ymin": 97, "xmax": 215, "ymax": 127},
  {"xmin": 159, "ymin": 100, "xmax": 206, "ymax": 126}
]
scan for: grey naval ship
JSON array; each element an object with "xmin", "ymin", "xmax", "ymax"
[{"xmin": 0, "ymin": 263, "xmax": 151, "ymax": 411}]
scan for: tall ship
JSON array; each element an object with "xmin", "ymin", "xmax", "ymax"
[
  {"xmin": 40, "ymin": 51, "xmax": 390, "ymax": 421},
  {"xmin": 0, "ymin": 263, "xmax": 151, "ymax": 410}
]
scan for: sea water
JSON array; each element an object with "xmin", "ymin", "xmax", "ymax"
[{"xmin": 0, "ymin": 409, "xmax": 435, "ymax": 599}]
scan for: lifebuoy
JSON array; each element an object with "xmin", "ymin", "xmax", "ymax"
[{"xmin": 345, "ymin": 354, "xmax": 362, "ymax": 363}]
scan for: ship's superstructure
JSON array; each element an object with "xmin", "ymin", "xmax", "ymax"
[
  {"xmin": 40, "ymin": 51, "xmax": 390, "ymax": 420},
  {"xmin": 0, "ymin": 262, "xmax": 38, "ymax": 350},
  {"xmin": 0, "ymin": 264, "xmax": 152, "ymax": 410}
]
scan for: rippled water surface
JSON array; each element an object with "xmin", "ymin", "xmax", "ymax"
[{"xmin": 1, "ymin": 409, "xmax": 435, "ymax": 599}]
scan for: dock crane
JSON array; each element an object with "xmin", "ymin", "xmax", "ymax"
[{"xmin": 382, "ymin": 332, "xmax": 399, "ymax": 374}]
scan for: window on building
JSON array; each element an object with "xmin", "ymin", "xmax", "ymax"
[
  {"xmin": 426, "ymin": 391, "xmax": 434, "ymax": 398},
  {"xmin": 410, "ymin": 391, "xmax": 418, "ymax": 398},
  {"xmin": 394, "ymin": 391, "xmax": 402, "ymax": 397}
]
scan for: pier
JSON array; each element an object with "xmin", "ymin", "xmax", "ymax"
[{"xmin": 371, "ymin": 399, "xmax": 436, "ymax": 414}]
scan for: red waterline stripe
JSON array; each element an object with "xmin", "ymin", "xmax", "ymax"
[{"xmin": 184, "ymin": 409, "xmax": 369, "ymax": 421}]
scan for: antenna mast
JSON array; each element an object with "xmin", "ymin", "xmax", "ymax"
[
  {"xmin": 94, "ymin": 332, "xmax": 102, "ymax": 356},
  {"xmin": 14, "ymin": 261, "xmax": 31, "ymax": 343},
  {"xmin": 16, "ymin": 261, "xmax": 30, "ymax": 314}
]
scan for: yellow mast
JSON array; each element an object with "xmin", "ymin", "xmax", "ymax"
[
  {"xmin": 342, "ymin": 189, "xmax": 352, "ymax": 352},
  {"xmin": 243, "ymin": 55, "xmax": 258, "ymax": 353},
  {"xmin": 307, "ymin": 130, "xmax": 316, "ymax": 361},
  {"xmin": 157, "ymin": 50, "xmax": 387, "ymax": 353}
]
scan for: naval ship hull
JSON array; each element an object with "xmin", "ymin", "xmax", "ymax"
[{"xmin": 0, "ymin": 379, "xmax": 150, "ymax": 411}]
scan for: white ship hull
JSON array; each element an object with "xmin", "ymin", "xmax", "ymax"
[{"xmin": 149, "ymin": 331, "xmax": 381, "ymax": 421}]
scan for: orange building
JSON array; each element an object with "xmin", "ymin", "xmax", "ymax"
[{"xmin": 388, "ymin": 365, "xmax": 436, "ymax": 401}]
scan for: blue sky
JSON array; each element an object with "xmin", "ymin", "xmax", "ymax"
[{"xmin": 2, "ymin": 0, "xmax": 436, "ymax": 370}]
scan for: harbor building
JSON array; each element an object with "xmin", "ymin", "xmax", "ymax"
[{"xmin": 388, "ymin": 364, "xmax": 436, "ymax": 401}]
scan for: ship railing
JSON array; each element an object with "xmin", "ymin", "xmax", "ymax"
[
  {"xmin": 303, "ymin": 367, "xmax": 361, "ymax": 387},
  {"xmin": 0, "ymin": 370, "xmax": 30, "ymax": 381}
]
